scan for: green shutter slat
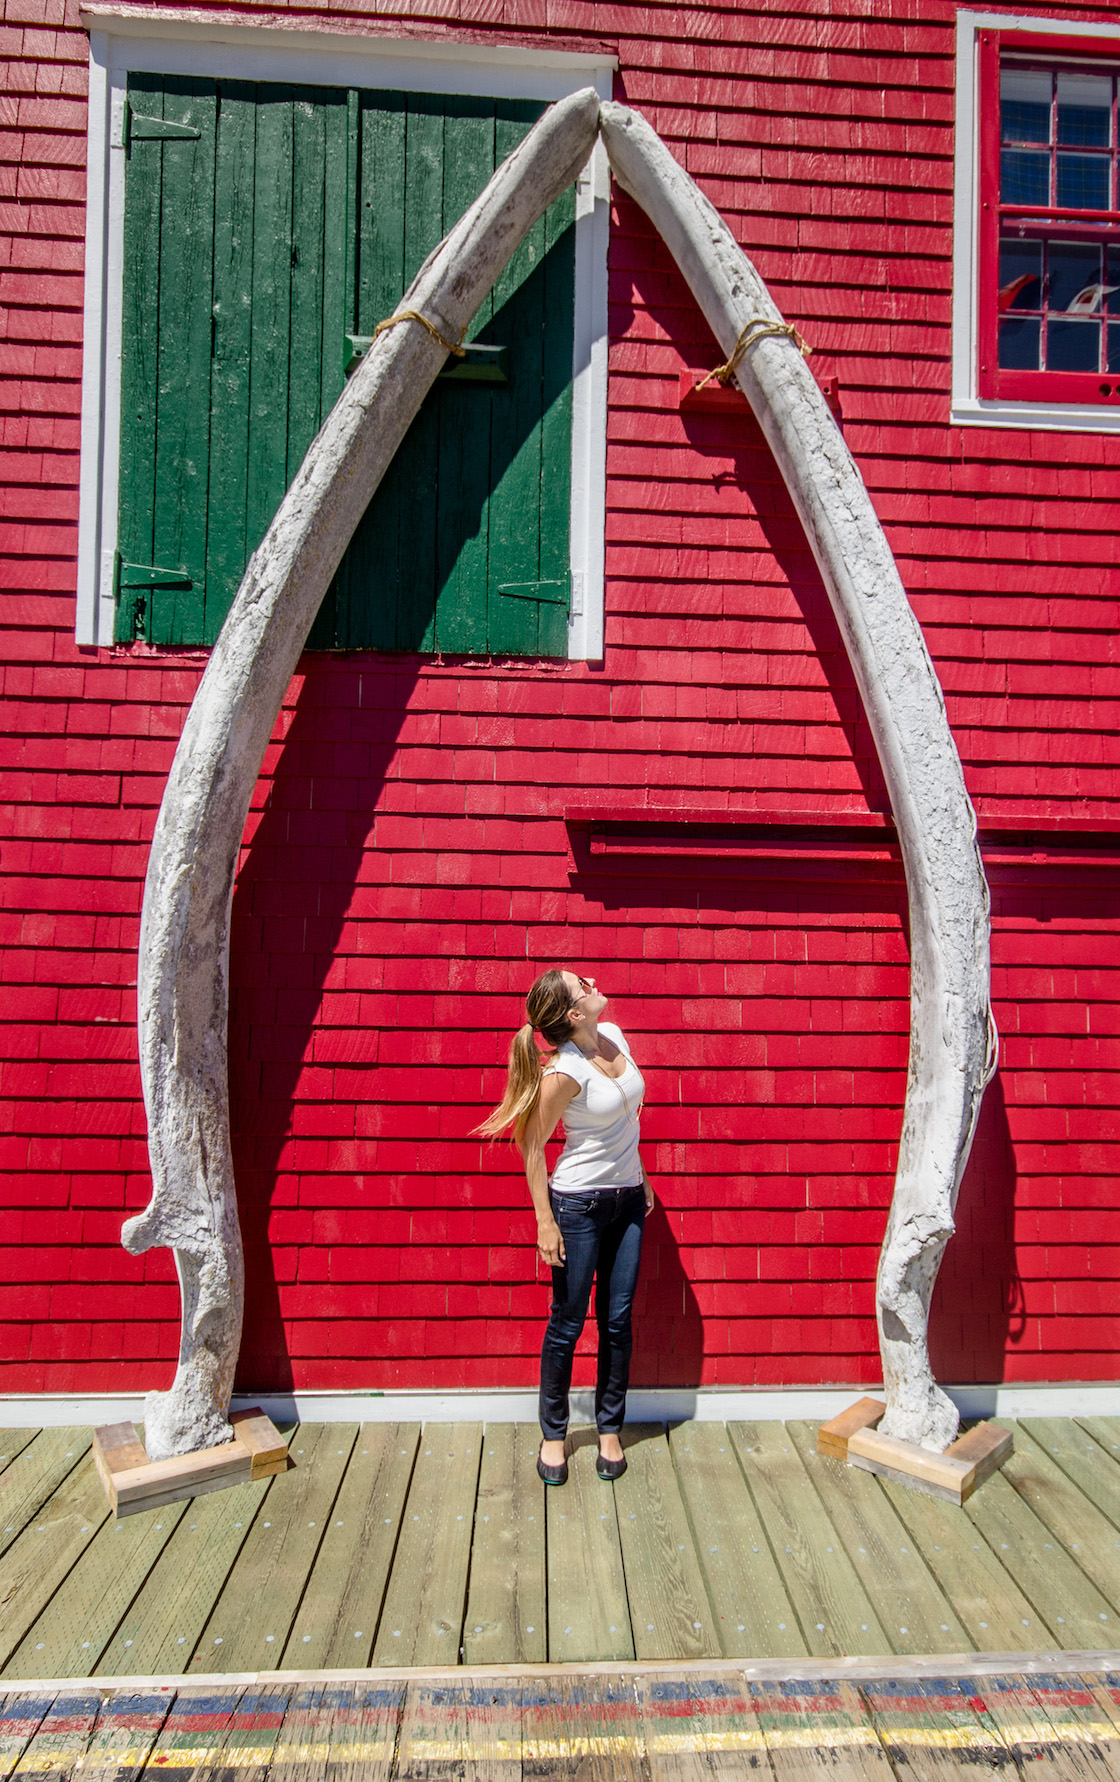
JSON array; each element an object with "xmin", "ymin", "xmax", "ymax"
[
  {"xmin": 149, "ymin": 75, "xmax": 216, "ymax": 647},
  {"xmin": 116, "ymin": 72, "xmax": 165, "ymax": 642},
  {"xmin": 536, "ymin": 173, "xmax": 576, "ymax": 658},
  {"xmin": 244, "ymin": 86, "xmax": 295, "ymax": 570},
  {"xmin": 204, "ymin": 80, "xmax": 256, "ymax": 644}
]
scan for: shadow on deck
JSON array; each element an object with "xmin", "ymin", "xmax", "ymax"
[{"xmin": 3, "ymin": 1416, "xmax": 1120, "ymax": 1681}]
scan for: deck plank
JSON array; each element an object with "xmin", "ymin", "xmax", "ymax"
[
  {"xmin": 101, "ymin": 1475, "xmax": 274, "ymax": 1676},
  {"xmin": 785, "ymin": 1422, "xmax": 971, "ymax": 1656},
  {"xmin": 636, "ymin": 1671, "xmax": 769, "ymax": 1780},
  {"xmin": 977, "ymin": 1674, "xmax": 1117, "ymax": 1782},
  {"xmin": 0, "ymin": 1455, "xmax": 109, "ymax": 1672},
  {"xmin": 749, "ymin": 1680, "xmax": 892, "ymax": 1782},
  {"xmin": 999, "ymin": 1423, "xmax": 1120, "ymax": 1621},
  {"xmin": 139, "ymin": 1683, "xmax": 249, "ymax": 1778},
  {"xmin": 67, "ymin": 1689, "xmax": 173, "ymax": 1782},
  {"xmin": 462, "ymin": 1422, "xmax": 545, "ymax": 1667},
  {"xmin": 371, "ymin": 1423, "xmax": 482, "ymax": 1668},
  {"xmin": 336, "ymin": 1679, "xmax": 406, "ymax": 1782},
  {"xmin": 728, "ymin": 1423, "xmax": 891, "ymax": 1658},
  {"xmin": 0, "ymin": 1439, "xmax": 38, "ymax": 1487},
  {"xmin": 963, "ymin": 1470, "xmax": 1115, "ymax": 1647},
  {"xmin": 0, "ymin": 1431, "xmax": 92, "ymax": 1562},
  {"xmin": 521, "ymin": 1673, "xmax": 646, "ymax": 1780},
  {"xmin": 0, "ymin": 1693, "xmax": 56, "ymax": 1781},
  {"xmin": 1022, "ymin": 1419, "xmax": 1120, "ymax": 1530},
  {"xmin": 6, "ymin": 1687, "xmax": 103, "ymax": 1782},
  {"xmin": 614, "ymin": 1426, "xmax": 718, "ymax": 1663},
  {"xmin": 395, "ymin": 1677, "xmax": 520, "ymax": 1779},
  {"xmin": 4, "ymin": 1492, "xmax": 189, "ymax": 1680},
  {"xmin": 859, "ymin": 1677, "xmax": 1010, "ymax": 1782},
  {"xmin": 668, "ymin": 1423, "xmax": 806, "ymax": 1661},
  {"xmin": 192, "ymin": 1424, "xmax": 357, "ymax": 1672},
  {"xmin": 877, "ymin": 1474, "xmax": 1048, "ymax": 1649},
  {"xmin": 202, "ymin": 1682, "xmax": 291, "ymax": 1782},
  {"xmin": 546, "ymin": 1436, "xmax": 633, "ymax": 1665},
  {"xmin": 283, "ymin": 1423, "xmax": 420, "ymax": 1670}
]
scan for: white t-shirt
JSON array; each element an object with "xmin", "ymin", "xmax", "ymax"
[{"xmin": 542, "ymin": 1022, "xmax": 645, "ymax": 1194}]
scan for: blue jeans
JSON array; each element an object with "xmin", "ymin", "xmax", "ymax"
[{"xmin": 539, "ymin": 1184, "xmax": 646, "ymax": 1441}]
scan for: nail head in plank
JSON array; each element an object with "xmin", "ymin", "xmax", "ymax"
[
  {"xmin": 668, "ymin": 1419, "xmax": 808, "ymax": 1660},
  {"xmin": 546, "ymin": 1435, "xmax": 634, "ymax": 1665}
]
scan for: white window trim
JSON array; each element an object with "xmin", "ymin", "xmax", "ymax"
[
  {"xmin": 952, "ymin": 8, "xmax": 1120, "ymax": 433},
  {"xmin": 77, "ymin": 12, "xmax": 615, "ymax": 655}
]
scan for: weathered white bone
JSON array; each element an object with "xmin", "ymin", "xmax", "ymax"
[
  {"xmin": 599, "ymin": 101, "xmax": 996, "ymax": 1450},
  {"xmin": 126, "ymin": 87, "xmax": 602, "ymax": 1460}
]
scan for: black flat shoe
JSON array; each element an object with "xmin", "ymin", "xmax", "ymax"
[
  {"xmin": 537, "ymin": 1445, "xmax": 568, "ymax": 1486},
  {"xmin": 596, "ymin": 1451, "xmax": 627, "ymax": 1481}
]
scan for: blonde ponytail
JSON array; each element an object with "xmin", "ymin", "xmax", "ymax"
[{"xmin": 474, "ymin": 967, "xmax": 576, "ymax": 1147}]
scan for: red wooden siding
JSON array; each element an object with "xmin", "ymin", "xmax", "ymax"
[{"xmin": 1, "ymin": 0, "xmax": 1118, "ymax": 1394}]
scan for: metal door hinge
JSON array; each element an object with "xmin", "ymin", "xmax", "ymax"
[
  {"xmin": 344, "ymin": 333, "xmax": 509, "ymax": 383},
  {"xmin": 123, "ymin": 98, "xmax": 202, "ymax": 150},
  {"xmin": 498, "ymin": 577, "xmax": 569, "ymax": 605},
  {"xmin": 113, "ymin": 553, "xmax": 192, "ymax": 641}
]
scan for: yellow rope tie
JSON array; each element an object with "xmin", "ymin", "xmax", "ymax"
[
  {"xmin": 696, "ymin": 318, "xmax": 812, "ymax": 390},
  {"xmin": 373, "ymin": 308, "xmax": 467, "ymax": 357}
]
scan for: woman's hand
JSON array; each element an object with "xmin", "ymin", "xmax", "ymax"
[
  {"xmin": 537, "ymin": 1217, "xmax": 566, "ymax": 1268},
  {"xmin": 643, "ymin": 1175, "xmax": 655, "ymax": 1213}
]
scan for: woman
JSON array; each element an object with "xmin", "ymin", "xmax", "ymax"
[{"xmin": 477, "ymin": 967, "xmax": 654, "ymax": 1485}]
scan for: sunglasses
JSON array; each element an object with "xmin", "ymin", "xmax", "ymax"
[{"xmin": 568, "ymin": 973, "xmax": 595, "ymax": 1007}]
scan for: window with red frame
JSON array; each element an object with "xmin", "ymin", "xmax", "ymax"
[{"xmin": 978, "ymin": 29, "xmax": 1120, "ymax": 404}]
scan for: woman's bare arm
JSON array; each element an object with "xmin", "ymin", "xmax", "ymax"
[{"xmin": 521, "ymin": 1071, "xmax": 580, "ymax": 1266}]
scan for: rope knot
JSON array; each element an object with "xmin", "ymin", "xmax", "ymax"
[
  {"xmin": 696, "ymin": 318, "xmax": 812, "ymax": 391},
  {"xmin": 373, "ymin": 308, "xmax": 467, "ymax": 357}
]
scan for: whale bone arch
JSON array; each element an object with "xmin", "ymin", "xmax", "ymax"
[{"xmin": 124, "ymin": 87, "xmax": 994, "ymax": 1460}]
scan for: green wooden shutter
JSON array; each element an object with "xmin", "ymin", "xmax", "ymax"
[{"xmin": 116, "ymin": 77, "xmax": 576, "ymax": 656}]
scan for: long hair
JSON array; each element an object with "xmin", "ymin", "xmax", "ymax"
[{"xmin": 474, "ymin": 968, "xmax": 576, "ymax": 1148}]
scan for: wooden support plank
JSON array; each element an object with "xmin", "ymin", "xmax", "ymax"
[
  {"xmin": 462, "ymin": 1421, "xmax": 545, "ymax": 1666},
  {"xmin": 63, "ymin": 1689, "xmax": 173, "ymax": 1782},
  {"xmin": 520, "ymin": 1674, "xmax": 646, "ymax": 1780},
  {"xmin": 4, "ymin": 1493, "xmax": 189, "ymax": 1679},
  {"xmin": 0, "ymin": 1435, "xmax": 40, "ymax": 1483},
  {"xmin": 228, "ymin": 1411, "xmax": 288, "ymax": 1480},
  {"xmin": 880, "ymin": 1474, "xmax": 1058, "ymax": 1649},
  {"xmin": 636, "ymin": 1671, "xmax": 769, "ymax": 1780},
  {"xmin": 6, "ymin": 1689, "xmax": 103, "ymax": 1782},
  {"xmin": 139, "ymin": 1683, "xmax": 248, "ymax": 1778},
  {"xmin": 107, "ymin": 1413, "xmax": 286, "ymax": 1517},
  {"xmin": 395, "ymin": 1677, "xmax": 521, "ymax": 1778},
  {"xmin": 0, "ymin": 1430, "xmax": 92, "ymax": 1560},
  {"xmin": 282, "ymin": 1423, "xmax": 420, "ymax": 1669},
  {"xmin": 999, "ymin": 1423, "xmax": 1120, "ymax": 1625},
  {"xmin": 192, "ymin": 1424, "xmax": 357, "ymax": 1672},
  {"xmin": 975, "ymin": 1674, "xmax": 1120, "ymax": 1782},
  {"xmin": 963, "ymin": 1469, "xmax": 1119, "ymax": 1648},
  {"xmin": 91, "ymin": 1425, "xmax": 148, "ymax": 1503},
  {"xmin": 859, "ymin": 1677, "xmax": 1011, "ymax": 1782},
  {"xmin": 817, "ymin": 1400, "xmax": 886, "ymax": 1461},
  {"xmin": 545, "ymin": 1436, "xmax": 633, "ymax": 1664},
  {"xmin": 0, "ymin": 1456, "xmax": 109, "ymax": 1671},
  {"xmin": 728, "ymin": 1422, "xmax": 891, "ymax": 1658},
  {"xmin": 668, "ymin": 1422, "xmax": 807, "ymax": 1660},
  {"xmin": 749, "ymin": 1680, "xmax": 893, "ymax": 1782},
  {"xmin": 0, "ymin": 1694, "xmax": 56, "ymax": 1782},
  {"xmin": 97, "ymin": 1474, "xmax": 274, "ymax": 1676},
  {"xmin": 785, "ymin": 1421, "xmax": 971, "ymax": 1656},
  {"xmin": 945, "ymin": 1422, "xmax": 1013, "ymax": 1491},
  {"xmin": 846, "ymin": 1430, "xmax": 974, "ymax": 1504},
  {"xmin": 371, "ymin": 1422, "xmax": 482, "ymax": 1668},
  {"xmin": 613, "ymin": 1426, "xmax": 719, "ymax": 1662}
]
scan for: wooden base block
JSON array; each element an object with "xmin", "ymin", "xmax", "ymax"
[
  {"xmin": 847, "ymin": 1419, "xmax": 1012, "ymax": 1505},
  {"xmin": 92, "ymin": 1408, "xmax": 288, "ymax": 1518},
  {"xmin": 817, "ymin": 1396, "xmax": 886, "ymax": 1459}
]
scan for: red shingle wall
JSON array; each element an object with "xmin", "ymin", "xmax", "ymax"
[{"xmin": 2, "ymin": 0, "xmax": 1118, "ymax": 1393}]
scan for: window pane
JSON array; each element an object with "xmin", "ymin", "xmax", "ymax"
[
  {"xmin": 999, "ymin": 238, "xmax": 1043, "ymax": 310},
  {"xmin": 1049, "ymin": 240, "xmax": 1103, "ymax": 310},
  {"xmin": 1055, "ymin": 152, "xmax": 1110, "ymax": 210},
  {"xmin": 1001, "ymin": 68, "xmax": 1051, "ymax": 142},
  {"xmin": 1056, "ymin": 72, "xmax": 1112, "ymax": 146},
  {"xmin": 1107, "ymin": 245, "xmax": 1120, "ymax": 310},
  {"xmin": 1108, "ymin": 325, "xmax": 1120, "ymax": 372},
  {"xmin": 999, "ymin": 316, "xmax": 1041, "ymax": 368},
  {"xmin": 1001, "ymin": 149, "xmax": 1049, "ymax": 205},
  {"xmin": 1047, "ymin": 317, "xmax": 1101, "ymax": 369}
]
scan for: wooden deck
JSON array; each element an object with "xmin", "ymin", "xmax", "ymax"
[
  {"xmin": 10, "ymin": 1668, "xmax": 1120, "ymax": 1780},
  {"xmin": 4, "ymin": 1416, "xmax": 1120, "ymax": 1682}
]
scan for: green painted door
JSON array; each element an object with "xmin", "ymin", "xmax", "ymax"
[{"xmin": 115, "ymin": 76, "xmax": 576, "ymax": 655}]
